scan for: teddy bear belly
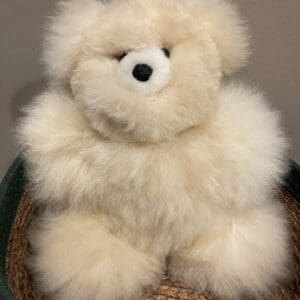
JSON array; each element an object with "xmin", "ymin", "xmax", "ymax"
[
  {"xmin": 102, "ymin": 190, "xmax": 206, "ymax": 257},
  {"xmin": 64, "ymin": 135, "xmax": 247, "ymax": 253},
  {"xmin": 92, "ymin": 161, "xmax": 216, "ymax": 255}
]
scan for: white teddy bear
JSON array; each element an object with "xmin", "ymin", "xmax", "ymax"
[{"xmin": 18, "ymin": 0, "xmax": 292, "ymax": 299}]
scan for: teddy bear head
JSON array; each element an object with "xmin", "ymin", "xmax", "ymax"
[{"xmin": 44, "ymin": 0, "xmax": 249, "ymax": 142}]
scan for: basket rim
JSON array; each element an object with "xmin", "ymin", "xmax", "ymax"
[{"xmin": 0, "ymin": 155, "xmax": 299, "ymax": 300}]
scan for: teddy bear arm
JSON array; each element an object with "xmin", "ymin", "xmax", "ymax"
[
  {"xmin": 206, "ymin": 83, "xmax": 289, "ymax": 206},
  {"xmin": 18, "ymin": 91, "xmax": 102, "ymax": 208}
]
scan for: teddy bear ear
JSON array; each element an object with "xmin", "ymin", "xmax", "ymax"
[
  {"xmin": 43, "ymin": 0, "xmax": 105, "ymax": 85},
  {"xmin": 200, "ymin": 0, "xmax": 250, "ymax": 74}
]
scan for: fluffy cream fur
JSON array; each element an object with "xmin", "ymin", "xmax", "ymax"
[
  {"xmin": 27, "ymin": 212, "xmax": 163, "ymax": 299},
  {"xmin": 18, "ymin": 0, "xmax": 292, "ymax": 299}
]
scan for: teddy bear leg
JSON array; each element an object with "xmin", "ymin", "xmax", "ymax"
[
  {"xmin": 27, "ymin": 212, "xmax": 163, "ymax": 300},
  {"xmin": 168, "ymin": 203, "xmax": 292, "ymax": 299}
]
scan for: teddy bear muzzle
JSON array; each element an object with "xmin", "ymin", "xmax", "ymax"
[{"xmin": 118, "ymin": 47, "xmax": 170, "ymax": 94}]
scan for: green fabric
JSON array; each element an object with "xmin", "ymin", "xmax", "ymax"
[
  {"xmin": 0, "ymin": 155, "xmax": 26, "ymax": 300},
  {"xmin": 0, "ymin": 155, "xmax": 299, "ymax": 299},
  {"xmin": 284, "ymin": 160, "xmax": 300, "ymax": 203}
]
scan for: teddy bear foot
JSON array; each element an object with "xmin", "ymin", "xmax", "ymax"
[
  {"xmin": 27, "ymin": 211, "xmax": 163, "ymax": 300},
  {"xmin": 168, "ymin": 203, "xmax": 292, "ymax": 299}
]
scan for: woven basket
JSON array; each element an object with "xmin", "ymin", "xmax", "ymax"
[{"xmin": 1, "ymin": 156, "xmax": 300, "ymax": 300}]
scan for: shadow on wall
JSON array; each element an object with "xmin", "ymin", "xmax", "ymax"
[{"xmin": 10, "ymin": 79, "xmax": 47, "ymax": 121}]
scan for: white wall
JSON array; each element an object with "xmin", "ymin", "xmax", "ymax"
[
  {"xmin": 236, "ymin": 0, "xmax": 300, "ymax": 164},
  {"xmin": 0, "ymin": 0, "xmax": 56, "ymax": 179}
]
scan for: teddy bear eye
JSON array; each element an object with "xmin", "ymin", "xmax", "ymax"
[
  {"xmin": 116, "ymin": 52, "xmax": 128, "ymax": 61},
  {"xmin": 162, "ymin": 48, "xmax": 170, "ymax": 58}
]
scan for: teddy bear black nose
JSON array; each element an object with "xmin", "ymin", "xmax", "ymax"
[{"xmin": 132, "ymin": 64, "xmax": 153, "ymax": 82}]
